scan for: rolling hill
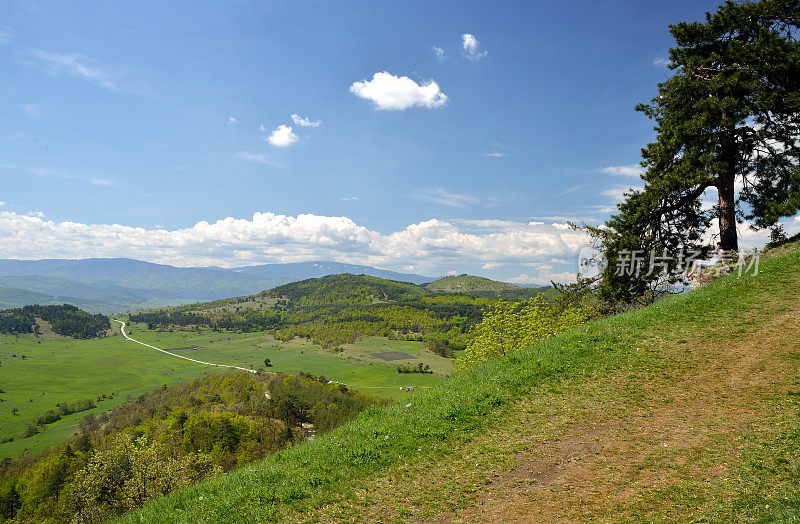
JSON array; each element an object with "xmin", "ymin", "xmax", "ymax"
[
  {"xmin": 425, "ymin": 274, "xmax": 552, "ymax": 299},
  {"xmin": 122, "ymin": 242, "xmax": 800, "ymax": 523},
  {"xmin": 266, "ymin": 273, "xmax": 431, "ymax": 306},
  {"xmin": 129, "ymin": 274, "xmax": 494, "ymax": 350},
  {"xmin": 425, "ymin": 274, "xmax": 517, "ymax": 293}
]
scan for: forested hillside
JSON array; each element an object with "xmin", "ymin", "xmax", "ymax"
[
  {"xmin": 425, "ymin": 274, "xmax": 516, "ymax": 293},
  {"xmin": 0, "ymin": 305, "xmax": 110, "ymax": 339},
  {"xmin": 423, "ymin": 274, "xmax": 551, "ymax": 300},
  {"xmin": 129, "ymin": 274, "xmax": 515, "ymax": 353},
  {"xmin": 0, "ymin": 371, "xmax": 387, "ymax": 522}
]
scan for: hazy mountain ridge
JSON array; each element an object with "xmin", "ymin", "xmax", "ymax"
[
  {"xmin": 0, "ymin": 258, "xmax": 436, "ymax": 313},
  {"xmin": 229, "ymin": 261, "xmax": 435, "ymax": 285}
]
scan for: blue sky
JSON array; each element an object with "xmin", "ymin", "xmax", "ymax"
[{"xmin": 4, "ymin": 0, "xmax": 770, "ymax": 282}]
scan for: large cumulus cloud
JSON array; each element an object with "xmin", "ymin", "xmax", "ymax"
[{"xmin": 0, "ymin": 211, "xmax": 589, "ymax": 278}]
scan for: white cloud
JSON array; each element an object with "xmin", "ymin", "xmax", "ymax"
[
  {"xmin": 600, "ymin": 165, "xmax": 644, "ymax": 177},
  {"xmin": 290, "ymin": 114, "xmax": 321, "ymax": 127},
  {"xmin": 508, "ymin": 270, "xmax": 576, "ymax": 285},
  {"xmin": 0, "ymin": 211, "xmax": 592, "ymax": 275},
  {"xmin": 349, "ymin": 71, "xmax": 448, "ymax": 111},
  {"xmin": 702, "ymin": 215, "xmax": 800, "ymax": 249},
  {"xmin": 32, "ymin": 51, "xmax": 116, "ymax": 90},
  {"xmin": 600, "ymin": 186, "xmax": 636, "ymax": 201},
  {"xmin": 236, "ymin": 151, "xmax": 279, "ymax": 166},
  {"xmin": 653, "ymin": 57, "xmax": 669, "ymax": 67},
  {"xmin": 482, "ymin": 152, "xmax": 504, "ymax": 158},
  {"xmin": 461, "ymin": 33, "xmax": 487, "ymax": 60},
  {"xmin": 266, "ymin": 125, "xmax": 298, "ymax": 147},
  {"xmin": 415, "ymin": 187, "xmax": 479, "ymax": 208},
  {"xmin": 431, "ymin": 46, "xmax": 446, "ymax": 60},
  {"xmin": 227, "ymin": 117, "xmax": 238, "ymax": 125},
  {"xmin": 0, "ymin": 202, "xmax": 5, "ymax": 206}
]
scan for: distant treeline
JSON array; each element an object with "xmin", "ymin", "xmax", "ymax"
[
  {"xmin": 0, "ymin": 304, "xmax": 110, "ymax": 339},
  {"xmin": 0, "ymin": 371, "xmax": 387, "ymax": 523}
]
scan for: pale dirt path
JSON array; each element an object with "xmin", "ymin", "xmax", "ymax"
[
  {"xmin": 443, "ymin": 305, "xmax": 800, "ymax": 522},
  {"xmin": 113, "ymin": 319, "xmax": 256, "ymax": 374}
]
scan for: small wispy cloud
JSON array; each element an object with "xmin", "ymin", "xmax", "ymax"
[
  {"xmin": 31, "ymin": 50, "xmax": 116, "ymax": 90},
  {"xmin": 290, "ymin": 114, "xmax": 321, "ymax": 127},
  {"xmin": 227, "ymin": 117, "xmax": 238, "ymax": 125},
  {"xmin": 462, "ymin": 33, "xmax": 487, "ymax": 61},
  {"xmin": 415, "ymin": 187, "xmax": 479, "ymax": 208},
  {"xmin": 482, "ymin": 152, "xmax": 505, "ymax": 158},
  {"xmin": 0, "ymin": 164, "xmax": 114, "ymax": 187},
  {"xmin": 265, "ymin": 124, "xmax": 298, "ymax": 147},
  {"xmin": 431, "ymin": 46, "xmax": 446, "ymax": 61},
  {"xmin": 339, "ymin": 196, "xmax": 359, "ymax": 201},
  {"xmin": 599, "ymin": 164, "xmax": 644, "ymax": 177},
  {"xmin": 236, "ymin": 151, "xmax": 280, "ymax": 166},
  {"xmin": 653, "ymin": 57, "xmax": 669, "ymax": 67},
  {"xmin": 20, "ymin": 103, "xmax": 42, "ymax": 119},
  {"xmin": 0, "ymin": 201, "xmax": 6, "ymax": 206},
  {"xmin": 560, "ymin": 184, "xmax": 586, "ymax": 195},
  {"xmin": 0, "ymin": 27, "xmax": 11, "ymax": 44},
  {"xmin": 600, "ymin": 186, "xmax": 634, "ymax": 201}
]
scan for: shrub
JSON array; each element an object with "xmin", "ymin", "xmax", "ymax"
[{"xmin": 457, "ymin": 294, "xmax": 591, "ymax": 369}]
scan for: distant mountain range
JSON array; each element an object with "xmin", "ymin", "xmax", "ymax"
[
  {"xmin": 0, "ymin": 258, "xmax": 436, "ymax": 313},
  {"xmin": 225, "ymin": 261, "xmax": 435, "ymax": 285}
]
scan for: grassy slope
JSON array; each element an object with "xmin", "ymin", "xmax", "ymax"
[{"xmin": 120, "ymin": 243, "xmax": 800, "ymax": 523}]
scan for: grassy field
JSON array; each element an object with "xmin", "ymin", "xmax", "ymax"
[
  {"xmin": 0, "ymin": 324, "xmax": 451, "ymax": 460},
  {"xmin": 124, "ymin": 326, "xmax": 451, "ymax": 397},
  {"xmin": 119, "ymin": 244, "xmax": 800, "ymax": 523}
]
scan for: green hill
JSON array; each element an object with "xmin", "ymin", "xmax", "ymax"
[
  {"xmin": 122, "ymin": 244, "xmax": 800, "ymax": 523},
  {"xmin": 0, "ymin": 304, "xmax": 110, "ymax": 339},
  {"xmin": 130, "ymin": 274, "xmax": 495, "ymax": 350},
  {"xmin": 424, "ymin": 274, "xmax": 516, "ymax": 293},
  {"xmin": 267, "ymin": 273, "xmax": 431, "ymax": 306}
]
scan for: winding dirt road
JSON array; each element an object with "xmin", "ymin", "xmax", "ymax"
[{"xmin": 113, "ymin": 319, "xmax": 256, "ymax": 374}]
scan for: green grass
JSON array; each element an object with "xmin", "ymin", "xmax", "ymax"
[
  {"xmin": 122, "ymin": 326, "xmax": 449, "ymax": 398},
  {"xmin": 117, "ymin": 244, "xmax": 800, "ymax": 523},
  {"xmin": 0, "ymin": 326, "xmax": 450, "ymax": 460}
]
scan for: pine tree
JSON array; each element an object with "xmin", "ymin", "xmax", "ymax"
[{"xmin": 598, "ymin": 0, "xmax": 800, "ymax": 301}]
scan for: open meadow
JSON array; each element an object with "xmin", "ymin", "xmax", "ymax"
[{"xmin": 0, "ymin": 322, "xmax": 451, "ymax": 460}]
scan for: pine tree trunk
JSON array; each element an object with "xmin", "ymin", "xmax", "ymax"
[
  {"xmin": 717, "ymin": 122, "xmax": 739, "ymax": 252},
  {"xmin": 717, "ymin": 170, "xmax": 738, "ymax": 251}
]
